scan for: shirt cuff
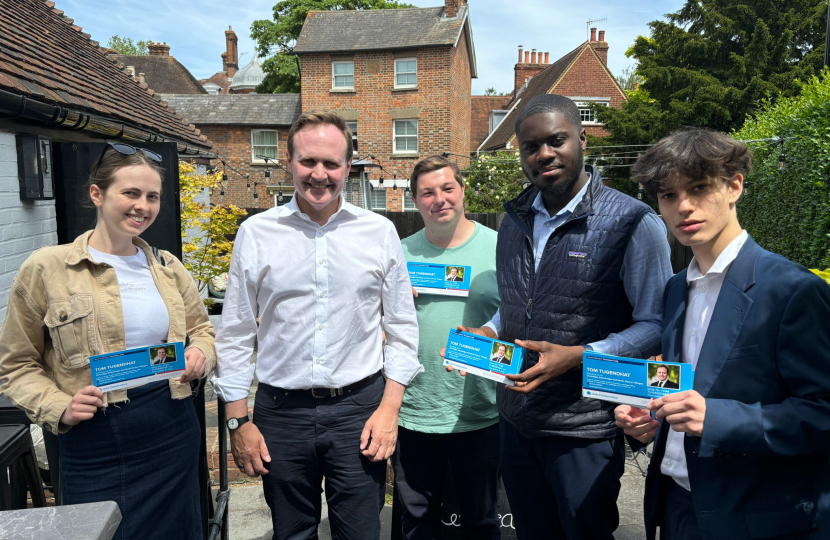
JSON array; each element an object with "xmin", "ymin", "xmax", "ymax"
[
  {"xmin": 382, "ymin": 349, "xmax": 424, "ymax": 387},
  {"xmin": 483, "ymin": 321, "xmax": 499, "ymax": 337},
  {"xmin": 211, "ymin": 365, "xmax": 255, "ymax": 403}
]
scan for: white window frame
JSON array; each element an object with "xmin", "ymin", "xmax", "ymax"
[
  {"xmin": 393, "ymin": 119, "xmax": 418, "ymax": 154},
  {"xmin": 370, "ymin": 187, "xmax": 387, "ymax": 211},
  {"xmin": 346, "ymin": 121, "xmax": 358, "ymax": 152},
  {"xmin": 570, "ymin": 99, "xmax": 610, "ymax": 125},
  {"xmin": 251, "ymin": 129, "xmax": 278, "ymax": 163},
  {"xmin": 394, "ymin": 58, "xmax": 417, "ymax": 89},
  {"xmin": 332, "ymin": 61, "xmax": 355, "ymax": 89},
  {"xmin": 489, "ymin": 110, "xmax": 508, "ymax": 134}
]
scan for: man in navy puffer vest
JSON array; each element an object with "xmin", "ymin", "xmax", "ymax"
[{"xmin": 459, "ymin": 95, "xmax": 673, "ymax": 539}]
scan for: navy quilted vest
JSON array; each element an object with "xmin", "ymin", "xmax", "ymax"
[{"xmin": 496, "ymin": 167, "xmax": 654, "ymax": 439}]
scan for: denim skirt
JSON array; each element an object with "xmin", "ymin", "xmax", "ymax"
[{"xmin": 59, "ymin": 381, "xmax": 202, "ymax": 540}]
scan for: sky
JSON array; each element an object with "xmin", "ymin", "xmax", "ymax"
[{"xmin": 56, "ymin": 0, "xmax": 685, "ymax": 95}]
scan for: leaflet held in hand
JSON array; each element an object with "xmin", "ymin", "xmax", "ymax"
[
  {"xmin": 90, "ymin": 341, "xmax": 186, "ymax": 392},
  {"xmin": 443, "ymin": 329, "xmax": 524, "ymax": 385},
  {"xmin": 407, "ymin": 262, "xmax": 471, "ymax": 297},
  {"xmin": 582, "ymin": 350, "xmax": 694, "ymax": 407}
]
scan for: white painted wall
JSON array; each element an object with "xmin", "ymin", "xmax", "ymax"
[{"xmin": 0, "ymin": 131, "xmax": 58, "ymax": 325}]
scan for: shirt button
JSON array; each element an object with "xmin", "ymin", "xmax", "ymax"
[
  {"xmin": 317, "ymin": 229, "xmax": 324, "ymax": 236},
  {"xmin": 318, "ymin": 324, "xmax": 324, "ymax": 330},
  {"xmin": 319, "ymin": 292, "xmax": 325, "ymax": 298},
  {"xmin": 318, "ymin": 259, "xmax": 325, "ymax": 265},
  {"xmin": 699, "ymin": 285, "xmax": 706, "ymax": 292},
  {"xmin": 545, "ymin": 222, "xmax": 551, "ymax": 227},
  {"xmin": 665, "ymin": 459, "xmax": 673, "ymax": 467},
  {"xmin": 314, "ymin": 358, "xmax": 321, "ymax": 365},
  {"xmin": 692, "ymin": 330, "xmax": 697, "ymax": 336}
]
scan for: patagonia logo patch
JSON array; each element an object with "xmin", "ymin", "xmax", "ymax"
[{"xmin": 568, "ymin": 251, "xmax": 588, "ymax": 259}]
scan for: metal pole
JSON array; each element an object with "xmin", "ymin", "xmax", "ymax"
[
  {"xmin": 208, "ymin": 399, "xmax": 230, "ymax": 540},
  {"xmin": 825, "ymin": 0, "xmax": 830, "ymax": 68}
]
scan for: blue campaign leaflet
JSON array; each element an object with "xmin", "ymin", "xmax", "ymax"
[
  {"xmin": 90, "ymin": 341, "xmax": 186, "ymax": 392},
  {"xmin": 407, "ymin": 262, "xmax": 471, "ymax": 297},
  {"xmin": 582, "ymin": 350, "xmax": 694, "ymax": 407},
  {"xmin": 443, "ymin": 329, "xmax": 524, "ymax": 385}
]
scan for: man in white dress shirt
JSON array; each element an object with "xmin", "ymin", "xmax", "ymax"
[
  {"xmin": 616, "ymin": 129, "xmax": 830, "ymax": 540},
  {"xmin": 212, "ymin": 111, "xmax": 422, "ymax": 540}
]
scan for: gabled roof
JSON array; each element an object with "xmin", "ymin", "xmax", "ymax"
[
  {"xmin": 115, "ymin": 55, "xmax": 207, "ymax": 95},
  {"xmin": 0, "ymin": 0, "xmax": 211, "ymax": 149},
  {"xmin": 478, "ymin": 42, "xmax": 626, "ymax": 151},
  {"xmin": 161, "ymin": 94, "xmax": 302, "ymax": 126},
  {"xmin": 294, "ymin": 5, "xmax": 477, "ymax": 77}
]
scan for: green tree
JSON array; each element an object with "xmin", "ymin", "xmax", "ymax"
[
  {"xmin": 179, "ymin": 161, "xmax": 247, "ymax": 303},
  {"xmin": 483, "ymin": 87, "xmax": 510, "ymax": 96},
  {"xmin": 463, "ymin": 152, "xmax": 526, "ymax": 213},
  {"xmin": 615, "ymin": 64, "xmax": 643, "ymax": 92},
  {"xmin": 597, "ymin": 0, "xmax": 827, "ymax": 140},
  {"xmin": 734, "ymin": 70, "xmax": 830, "ymax": 269},
  {"xmin": 106, "ymin": 35, "xmax": 149, "ymax": 55},
  {"xmin": 251, "ymin": 0, "xmax": 415, "ymax": 93}
]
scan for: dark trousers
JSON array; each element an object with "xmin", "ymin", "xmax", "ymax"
[
  {"xmin": 392, "ymin": 423, "xmax": 501, "ymax": 540},
  {"xmin": 499, "ymin": 417, "xmax": 625, "ymax": 540},
  {"xmin": 659, "ymin": 475, "xmax": 702, "ymax": 540},
  {"xmin": 254, "ymin": 374, "xmax": 387, "ymax": 540}
]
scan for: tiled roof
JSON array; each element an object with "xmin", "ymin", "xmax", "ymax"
[
  {"xmin": 115, "ymin": 55, "xmax": 207, "ymax": 95},
  {"xmin": 0, "ymin": 0, "xmax": 211, "ymax": 149},
  {"xmin": 200, "ymin": 71, "xmax": 231, "ymax": 94},
  {"xmin": 295, "ymin": 5, "xmax": 468, "ymax": 53},
  {"xmin": 161, "ymin": 94, "xmax": 302, "ymax": 126},
  {"xmin": 479, "ymin": 44, "xmax": 586, "ymax": 151}
]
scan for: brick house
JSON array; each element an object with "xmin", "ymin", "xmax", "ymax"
[
  {"xmin": 116, "ymin": 42, "xmax": 207, "ymax": 95},
  {"xmin": 293, "ymin": 0, "xmax": 477, "ymax": 212},
  {"xmin": 163, "ymin": 94, "xmax": 302, "ymax": 210},
  {"xmin": 477, "ymin": 28, "xmax": 627, "ymax": 152},
  {"xmin": 0, "ymin": 0, "xmax": 213, "ymax": 324}
]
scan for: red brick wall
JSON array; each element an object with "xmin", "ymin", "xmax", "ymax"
[
  {"xmin": 470, "ymin": 95, "xmax": 511, "ymax": 151},
  {"xmin": 550, "ymin": 48, "xmax": 626, "ymax": 138},
  {"xmin": 199, "ymin": 124, "xmax": 292, "ymax": 209},
  {"xmin": 300, "ymin": 41, "xmax": 470, "ymax": 210}
]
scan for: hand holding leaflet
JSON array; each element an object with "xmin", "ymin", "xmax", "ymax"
[
  {"xmin": 442, "ymin": 325, "xmax": 498, "ymax": 376},
  {"xmin": 443, "ymin": 329, "xmax": 524, "ymax": 385},
  {"xmin": 506, "ymin": 340, "xmax": 585, "ymax": 394}
]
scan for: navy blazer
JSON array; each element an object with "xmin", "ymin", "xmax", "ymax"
[{"xmin": 643, "ymin": 237, "xmax": 830, "ymax": 540}]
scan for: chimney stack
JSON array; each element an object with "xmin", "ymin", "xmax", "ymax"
[
  {"xmin": 225, "ymin": 26, "xmax": 239, "ymax": 78},
  {"xmin": 592, "ymin": 30, "xmax": 609, "ymax": 65},
  {"xmin": 444, "ymin": 0, "xmax": 465, "ymax": 18},
  {"xmin": 590, "ymin": 27, "xmax": 597, "ymax": 42},
  {"xmin": 518, "ymin": 45, "xmax": 523, "ymax": 63},
  {"xmin": 148, "ymin": 41, "xmax": 170, "ymax": 56},
  {"xmin": 514, "ymin": 45, "xmax": 550, "ymax": 96}
]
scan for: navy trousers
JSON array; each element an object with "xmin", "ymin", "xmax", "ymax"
[
  {"xmin": 499, "ymin": 417, "xmax": 625, "ymax": 540},
  {"xmin": 255, "ymin": 373, "xmax": 387, "ymax": 540},
  {"xmin": 392, "ymin": 423, "xmax": 501, "ymax": 540},
  {"xmin": 659, "ymin": 476, "xmax": 703, "ymax": 540}
]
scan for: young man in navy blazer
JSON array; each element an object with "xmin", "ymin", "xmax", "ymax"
[{"xmin": 616, "ymin": 129, "xmax": 830, "ymax": 540}]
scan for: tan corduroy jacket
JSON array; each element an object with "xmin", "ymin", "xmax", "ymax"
[{"xmin": 0, "ymin": 231, "xmax": 216, "ymax": 434}]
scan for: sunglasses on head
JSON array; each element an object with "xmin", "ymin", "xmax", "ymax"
[{"xmin": 92, "ymin": 142, "xmax": 163, "ymax": 180}]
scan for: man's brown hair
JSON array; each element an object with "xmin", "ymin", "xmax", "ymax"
[
  {"xmin": 287, "ymin": 110, "xmax": 353, "ymax": 163},
  {"xmin": 631, "ymin": 129, "xmax": 752, "ymax": 200},
  {"xmin": 409, "ymin": 155, "xmax": 465, "ymax": 196}
]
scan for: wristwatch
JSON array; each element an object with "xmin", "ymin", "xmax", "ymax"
[{"xmin": 227, "ymin": 415, "xmax": 250, "ymax": 430}]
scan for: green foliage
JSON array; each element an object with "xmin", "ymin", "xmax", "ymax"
[
  {"xmin": 597, "ymin": 0, "xmax": 827, "ymax": 141},
  {"xmin": 463, "ymin": 152, "xmax": 526, "ymax": 213},
  {"xmin": 483, "ymin": 87, "xmax": 510, "ymax": 96},
  {"xmin": 615, "ymin": 64, "xmax": 643, "ymax": 92},
  {"xmin": 179, "ymin": 161, "xmax": 247, "ymax": 303},
  {"xmin": 252, "ymin": 0, "xmax": 415, "ymax": 94},
  {"xmin": 106, "ymin": 35, "xmax": 149, "ymax": 55},
  {"xmin": 734, "ymin": 70, "xmax": 830, "ymax": 269}
]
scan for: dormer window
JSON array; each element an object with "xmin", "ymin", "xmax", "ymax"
[
  {"xmin": 394, "ymin": 58, "xmax": 417, "ymax": 89},
  {"xmin": 332, "ymin": 61, "xmax": 354, "ymax": 89}
]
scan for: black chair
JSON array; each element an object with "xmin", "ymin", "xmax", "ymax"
[{"xmin": 0, "ymin": 425, "xmax": 47, "ymax": 510}]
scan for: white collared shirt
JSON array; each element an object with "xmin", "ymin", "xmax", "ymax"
[
  {"xmin": 660, "ymin": 230, "xmax": 749, "ymax": 490},
  {"xmin": 211, "ymin": 196, "xmax": 423, "ymax": 402}
]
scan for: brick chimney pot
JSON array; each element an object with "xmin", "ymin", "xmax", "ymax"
[
  {"xmin": 599, "ymin": 30, "xmax": 605, "ymax": 42},
  {"xmin": 531, "ymin": 49, "xmax": 537, "ymax": 63},
  {"xmin": 544, "ymin": 52, "xmax": 549, "ymax": 63},
  {"xmin": 590, "ymin": 27, "xmax": 597, "ymax": 42}
]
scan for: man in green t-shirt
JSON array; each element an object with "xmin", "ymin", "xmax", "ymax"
[{"xmin": 394, "ymin": 155, "xmax": 501, "ymax": 539}]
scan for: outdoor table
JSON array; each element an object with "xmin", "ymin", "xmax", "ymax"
[{"xmin": 0, "ymin": 501, "xmax": 121, "ymax": 539}]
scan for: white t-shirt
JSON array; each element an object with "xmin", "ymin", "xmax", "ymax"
[{"xmin": 88, "ymin": 246, "xmax": 170, "ymax": 349}]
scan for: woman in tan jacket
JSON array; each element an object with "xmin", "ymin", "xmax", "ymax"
[{"xmin": 0, "ymin": 143, "xmax": 215, "ymax": 539}]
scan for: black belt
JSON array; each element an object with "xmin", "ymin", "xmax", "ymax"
[{"xmin": 261, "ymin": 372, "xmax": 380, "ymax": 399}]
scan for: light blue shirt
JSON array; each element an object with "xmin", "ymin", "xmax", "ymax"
[{"xmin": 484, "ymin": 183, "xmax": 672, "ymax": 358}]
